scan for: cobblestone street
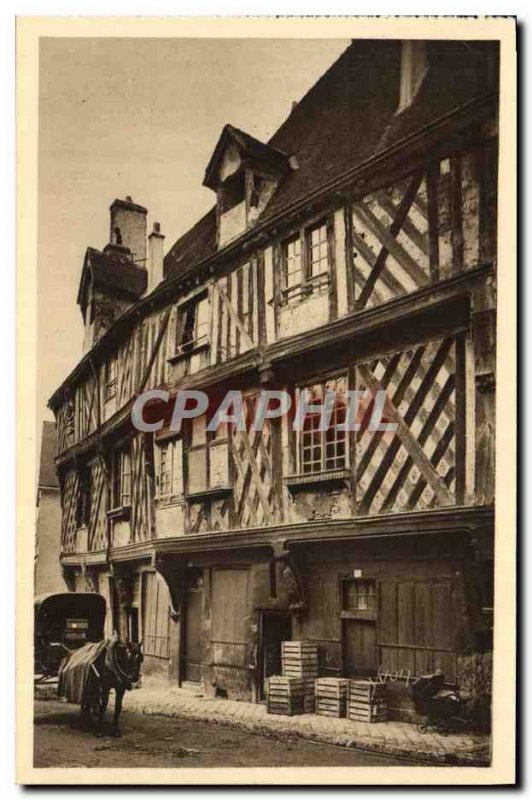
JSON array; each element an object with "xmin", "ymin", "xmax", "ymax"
[
  {"xmin": 36, "ymin": 680, "xmax": 491, "ymax": 767},
  {"xmin": 35, "ymin": 699, "xmax": 421, "ymax": 769}
]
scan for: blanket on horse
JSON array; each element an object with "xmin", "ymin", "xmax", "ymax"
[{"xmin": 58, "ymin": 640, "xmax": 108, "ymax": 706}]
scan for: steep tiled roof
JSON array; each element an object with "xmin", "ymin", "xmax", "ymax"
[
  {"xmin": 38, "ymin": 421, "xmax": 59, "ymax": 489},
  {"xmin": 78, "ymin": 246, "xmax": 148, "ymax": 311},
  {"xmin": 163, "ymin": 209, "xmax": 217, "ymax": 281},
  {"xmin": 163, "ymin": 39, "xmax": 498, "ymax": 281}
]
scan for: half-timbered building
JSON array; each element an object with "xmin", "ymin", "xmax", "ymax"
[{"xmin": 49, "ymin": 40, "xmax": 498, "ymax": 714}]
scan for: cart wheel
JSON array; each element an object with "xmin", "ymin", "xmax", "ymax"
[{"xmin": 417, "ymin": 722, "xmax": 429, "ymax": 734}]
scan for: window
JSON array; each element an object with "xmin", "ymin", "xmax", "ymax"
[
  {"xmin": 104, "ymin": 356, "xmax": 117, "ymax": 401},
  {"xmin": 283, "ymin": 235, "xmax": 302, "ymax": 296},
  {"xmin": 297, "ymin": 375, "xmax": 348, "ymax": 474},
  {"xmin": 281, "ymin": 220, "xmax": 330, "ymax": 303},
  {"xmin": 219, "ymin": 170, "xmax": 246, "ymax": 213},
  {"xmin": 308, "ymin": 222, "xmax": 329, "ymax": 278},
  {"xmin": 113, "ymin": 446, "xmax": 131, "ymax": 509},
  {"xmin": 156, "ymin": 439, "xmax": 182, "ymax": 499},
  {"xmin": 343, "ymin": 579, "xmax": 376, "ymax": 613},
  {"xmin": 177, "ymin": 295, "xmax": 210, "ymax": 355},
  {"xmin": 185, "ymin": 412, "xmax": 229, "ymax": 497},
  {"xmin": 75, "ymin": 467, "xmax": 91, "ymax": 528}
]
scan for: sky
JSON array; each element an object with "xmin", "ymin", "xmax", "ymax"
[{"xmin": 37, "ymin": 37, "xmax": 350, "ymax": 427}]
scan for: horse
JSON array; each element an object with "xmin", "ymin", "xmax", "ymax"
[{"xmin": 59, "ymin": 635, "xmax": 143, "ymax": 738}]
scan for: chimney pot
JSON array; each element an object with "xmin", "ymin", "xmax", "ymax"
[
  {"xmin": 125, "ymin": 195, "xmax": 133, "ymax": 202},
  {"xmin": 153, "ymin": 221, "xmax": 161, "ymax": 233}
]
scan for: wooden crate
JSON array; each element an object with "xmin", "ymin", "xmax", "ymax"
[
  {"xmin": 316, "ymin": 678, "xmax": 349, "ymax": 698},
  {"xmin": 315, "ymin": 678, "xmax": 349, "ymax": 718},
  {"xmin": 281, "ymin": 641, "xmax": 318, "ymax": 656},
  {"xmin": 347, "ymin": 680, "xmax": 387, "ymax": 723},
  {"xmin": 266, "ymin": 676, "xmax": 305, "ymax": 716}
]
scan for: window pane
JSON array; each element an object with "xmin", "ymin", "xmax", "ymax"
[
  {"xmin": 196, "ymin": 298, "xmax": 210, "ymax": 343},
  {"xmin": 309, "ymin": 223, "xmax": 329, "ymax": 277},
  {"xmin": 298, "ymin": 375, "xmax": 347, "ymax": 473},
  {"xmin": 188, "ymin": 448, "xmax": 208, "ymax": 494},
  {"xmin": 344, "ymin": 579, "xmax": 376, "ymax": 612},
  {"xmin": 284, "ymin": 235, "xmax": 302, "ymax": 289}
]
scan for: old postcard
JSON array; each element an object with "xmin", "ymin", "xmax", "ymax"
[{"xmin": 17, "ymin": 16, "xmax": 516, "ymax": 785}]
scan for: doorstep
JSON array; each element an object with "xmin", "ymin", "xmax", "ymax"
[{"xmin": 120, "ymin": 678, "xmax": 491, "ymax": 767}]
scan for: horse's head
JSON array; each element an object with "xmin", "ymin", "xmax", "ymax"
[
  {"xmin": 125, "ymin": 641, "xmax": 143, "ymax": 684},
  {"xmin": 106, "ymin": 635, "xmax": 144, "ymax": 689}
]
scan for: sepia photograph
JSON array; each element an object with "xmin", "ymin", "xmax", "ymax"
[{"xmin": 16, "ymin": 16, "xmax": 516, "ymax": 785}]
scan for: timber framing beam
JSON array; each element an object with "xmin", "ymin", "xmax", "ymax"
[{"xmin": 81, "ymin": 505, "xmax": 494, "ymax": 565}]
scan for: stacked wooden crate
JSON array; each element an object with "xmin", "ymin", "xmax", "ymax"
[
  {"xmin": 315, "ymin": 678, "xmax": 349, "ymax": 718},
  {"xmin": 281, "ymin": 641, "xmax": 318, "ymax": 714},
  {"xmin": 347, "ymin": 680, "xmax": 387, "ymax": 723},
  {"xmin": 266, "ymin": 676, "xmax": 305, "ymax": 716}
]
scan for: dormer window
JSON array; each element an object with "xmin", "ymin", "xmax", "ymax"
[
  {"xmin": 219, "ymin": 171, "xmax": 246, "ymax": 214},
  {"xmin": 203, "ymin": 124, "xmax": 290, "ymax": 248},
  {"xmin": 248, "ymin": 173, "xmax": 264, "ymax": 209}
]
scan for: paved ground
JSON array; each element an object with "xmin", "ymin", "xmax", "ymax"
[
  {"xmin": 35, "ymin": 678, "xmax": 491, "ymax": 767},
  {"xmin": 34, "ymin": 700, "xmax": 419, "ymax": 768}
]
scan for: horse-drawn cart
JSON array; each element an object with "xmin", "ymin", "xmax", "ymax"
[{"xmin": 34, "ymin": 592, "xmax": 106, "ymax": 682}]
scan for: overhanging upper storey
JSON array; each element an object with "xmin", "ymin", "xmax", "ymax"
[{"xmin": 203, "ymin": 124, "xmax": 292, "ymax": 248}]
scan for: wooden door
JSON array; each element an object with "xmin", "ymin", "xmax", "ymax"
[
  {"xmin": 183, "ymin": 570, "xmax": 204, "ymax": 683},
  {"xmin": 343, "ymin": 619, "xmax": 377, "ymax": 675}
]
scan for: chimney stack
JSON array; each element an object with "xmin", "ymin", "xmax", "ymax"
[
  {"xmin": 148, "ymin": 221, "xmax": 165, "ymax": 291},
  {"xmin": 109, "ymin": 196, "xmax": 147, "ymax": 264}
]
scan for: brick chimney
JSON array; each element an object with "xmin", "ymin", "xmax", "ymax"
[{"xmin": 147, "ymin": 221, "xmax": 165, "ymax": 291}]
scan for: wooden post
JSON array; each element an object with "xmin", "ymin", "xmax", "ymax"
[
  {"xmin": 426, "ymin": 164, "xmax": 440, "ymax": 283},
  {"xmin": 344, "ymin": 204, "xmax": 355, "ymax": 312},
  {"xmin": 454, "ymin": 333, "xmax": 467, "ymax": 505},
  {"xmin": 327, "ymin": 214, "xmax": 338, "ymax": 321},
  {"xmin": 450, "ymin": 156, "xmax": 464, "ymax": 275}
]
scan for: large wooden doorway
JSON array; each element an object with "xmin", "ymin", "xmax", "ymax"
[
  {"xmin": 183, "ymin": 569, "xmax": 204, "ymax": 683},
  {"xmin": 258, "ymin": 612, "xmax": 292, "ymax": 699}
]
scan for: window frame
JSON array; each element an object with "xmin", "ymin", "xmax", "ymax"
[
  {"xmin": 340, "ymin": 577, "xmax": 377, "ymax": 622},
  {"xmin": 75, "ymin": 466, "xmax": 91, "ymax": 529},
  {"xmin": 294, "ymin": 372, "xmax": 349, "ymax": 477},
  {"xmin": 155, "ymin": 438, "xmax": 183, "ymax": 501},
  {"xmin": 184, "ymin": 412, "xmax": 231, "ymax": 501},
  {"xmin": 280, "ymin": 217, "xmax": 331, "ymax": 304},
  {"xmin": 174, "ymin": 292, "xmax": 210, "ymax": 358},
  {"xmin": 111, "ymin": 444, "xmax": 132, "ymax": 511}
]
